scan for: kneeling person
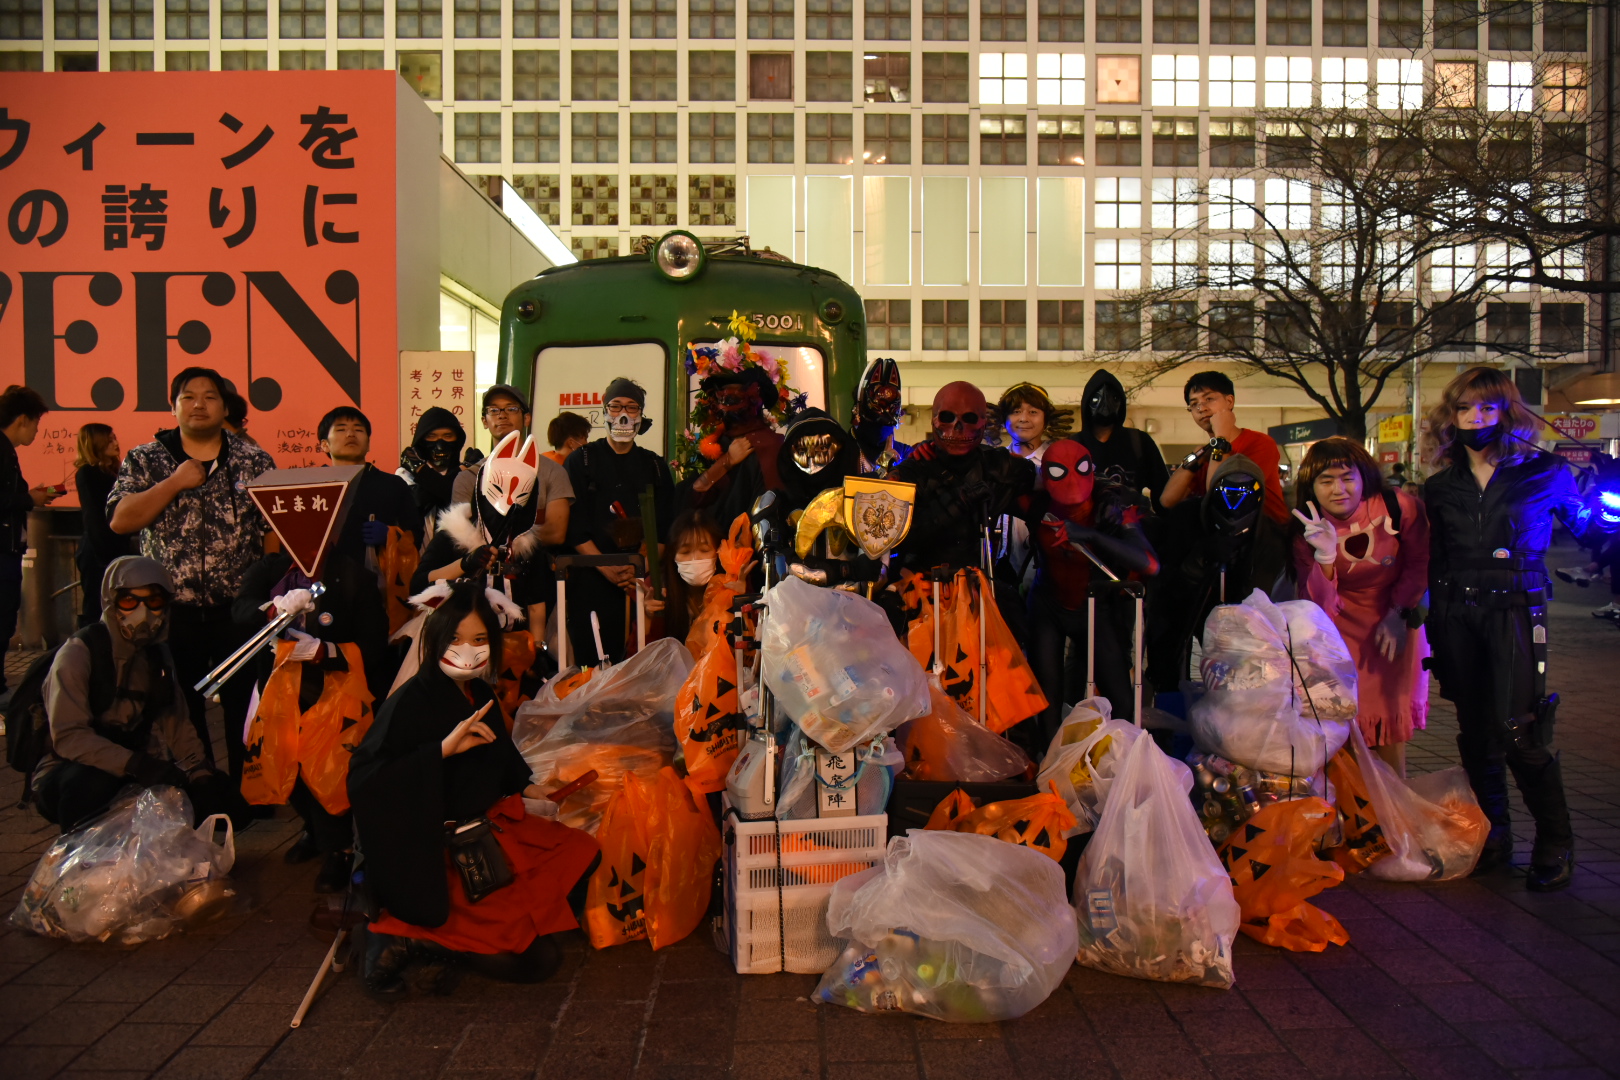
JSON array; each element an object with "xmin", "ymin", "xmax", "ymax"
[{"xmin": 32, "ymin": 557, "xmax": 245, "ymax": 831}]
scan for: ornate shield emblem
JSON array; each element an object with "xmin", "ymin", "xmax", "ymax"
[{"xmin": 842, "ymin": 477, "xmax": 916, "ymax": 560}]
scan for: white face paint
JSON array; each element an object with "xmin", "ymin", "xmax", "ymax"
[
  {"xmin": 438, "ymin": 642, "xmax": 491, "ymax": 681},
  {"xmin": 676, "ymin": 556, "xmax": 718, "ymax": 586}
]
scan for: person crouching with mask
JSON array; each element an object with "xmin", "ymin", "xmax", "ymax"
[
  {"xmin": 31, "ymin": 557, "xmax": 248, "ymax": 831},
  {"xmin": 347, "ymin": 582, "xmax": 600, "ymax": 999}
]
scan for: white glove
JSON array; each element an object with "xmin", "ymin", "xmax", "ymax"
[
  {"xmin": 271, "ymin": 588, "xmax": 317, "ymax": 618},
  {"xmin": 1374, "ymin": 609, "xmax": 1407, "ymax": 662},
  {"xmin": 1292, "ymin": 505, "xmax": 1339, "ymax": 565}
]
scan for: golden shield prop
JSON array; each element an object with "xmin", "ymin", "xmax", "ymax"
[{"xmin": 842, "ymin": 477, "xmax": 916, "ymax": 560}]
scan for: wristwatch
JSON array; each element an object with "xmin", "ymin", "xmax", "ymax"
[{"xmin": 1208, "ymin": 436, "xmax": 1232, "ymax": 462}]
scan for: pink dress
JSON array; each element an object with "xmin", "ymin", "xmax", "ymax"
[{"xmin": 1293, "ymin": 491, "xmax": 1431, "ymax": 745}]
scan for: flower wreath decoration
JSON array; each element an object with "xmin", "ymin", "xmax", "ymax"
[{"xmin": 674, "ymin": 310, "xmax": 807, "ymax": 481}]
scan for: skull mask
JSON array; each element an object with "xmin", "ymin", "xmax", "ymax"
[
  {"xmin": 931, "ymin": 381, "xmax": 988, "ymax": 456},
  {"xmin": 479, "ymin": 431, "xmax": 539, "ymax": 515},
  {"xmin": 1042, "ymin": 438, "xmax": 1096, "ymax": 514}
]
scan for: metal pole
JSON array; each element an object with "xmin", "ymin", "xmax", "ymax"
[
  {"xmin": 290, "ymin": 930, "xmax": 345, "ymax": 1028},
  {"xmin": 1086, "ymin": 594, "xmax": 1097, "ymax": 700},
  {"xmin": 975, "ymin": 571, "xmax": 987, "ymax": 726},
  {"xmin": 554, "ymin": 578, "xmax": 568, "ymax": 670},
  {"xmin": 931, "ymin": 576, "xmax": 943, "ymax": 675}
]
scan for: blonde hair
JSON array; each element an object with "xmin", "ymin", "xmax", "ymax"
[
  {"xmin": 73, "ymin": 423, "xmax": 118, "ymax": 474},
  {"xmin": 1421, "ymin": 366, "xmax": 1541, "ymax": 469}
]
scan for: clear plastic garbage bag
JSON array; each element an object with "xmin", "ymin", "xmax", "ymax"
[
  {"xmin": 893, "ymin": 676, "xmax": 1033, "ymax": 783},
  {"xmin": 1190, "ymin": 590, "xmax": 1355, "ymax": 774},
  {"xmin": 775, "ymin": 726, "xmax": 902, "ymax": 820},
  {"xmin": 815, "ymin": 830, "xmax": 1078, "ymax": 1022},
  {"xmin": 1074, "ymin": 733, "xmax": 1240, "ymax": 989},
  {"xmin": 513, "ymin": 638, "xmax": 694, "ymax": 835},
  {"xmin": 762, "ymin": 577, "xmax": 931, "ymax": 754},
  {"xmin": 1037, "ymin": 699, "xmax": 1193, "ymax": 838},
  {"xmin": 1347, "ymin": 726, "xmax": 1488, "ymax": 881},
  {"xmin": 11, "ymin": 787, "xmax": 238, "ymax": 945}
]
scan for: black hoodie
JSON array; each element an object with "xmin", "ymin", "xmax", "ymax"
[
  {"xmin": 775, "ymin": 408, "xmax": 862, "ymax": 514},
  {"xmin": 1074, "ymin": 370, "xmax": 1169, "ymax": 508},
  {"xmin": 402, "ymin": 406, "xmax": 466, "ymax": 518}
]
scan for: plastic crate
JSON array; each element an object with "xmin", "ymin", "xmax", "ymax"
[{"xmin": 722, "ymin": 806, "xmax": 888, "ymax": 975}]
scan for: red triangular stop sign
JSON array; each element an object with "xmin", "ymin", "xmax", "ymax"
[{"xmin": 246, "ymin": 465, "xmax": 362, "ymax": 581}]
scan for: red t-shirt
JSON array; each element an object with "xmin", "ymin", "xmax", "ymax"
[{"xmin": 1188, "ymin": 429, "xmax": 1289, "ymax": 525}]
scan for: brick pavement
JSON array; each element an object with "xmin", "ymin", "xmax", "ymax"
[{"xmin": 1, "ymin": 541, "xmax": 1617, "ymax": 1080}]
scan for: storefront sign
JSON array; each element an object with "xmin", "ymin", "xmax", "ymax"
[
  {"xmin": 1376, "ymin": 415, "xmax": 1412, "ymax": 443},
  {"xmin": 1379, "ymin": 451, "xmax": 1401, "ymax": 464},
  {"xmin": 1267, "ymin": 417, "xmax": 1342, "ymax": 445},
  {"xmin": 399, "ymin": 351, "xmax": 474, "ymax": 443},
  {"xmin": 0, "ymin": 71, "xmax": 427, "ymax": 499},
  {"xmin": 1546, "ymin": 413, "xmax": 1600, "ymax": 440},
  {"xmin": 1553, "ymin": 442, "xmax": 1593, "ymax": 466}
]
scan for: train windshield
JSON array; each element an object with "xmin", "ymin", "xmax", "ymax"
[
  {"xmin": 534, "ymin": 342, "xmax": 667, "ymax": 443},
  {"xmin": 685, "ymin": 343, "xmax": 828, "ymax": 414}
]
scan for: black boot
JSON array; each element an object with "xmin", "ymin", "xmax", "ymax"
[
  {"xmin": 1458, "ymin": 735, "xmax": 1513, "ymax": 875},
  {"xmin": 314, "ymin": 851, "xmax": 353, "ymax": 894},
  {"xmin": 362, "ymin": 929, "xmax": 412, "ymax": 1001},
  {"xmin": 1509, "ymin": 751, "xmax": 1575, "ymax": 891}
]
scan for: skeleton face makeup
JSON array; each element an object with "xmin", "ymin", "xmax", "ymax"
[
  {"xmin": 1042, "ymin": 439, "xmax": 1095, "ymax": 510},
  {"xmin": 931, "ymin": 381, "xmax": 988, "ymax": 456}
]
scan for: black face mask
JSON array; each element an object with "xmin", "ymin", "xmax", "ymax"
[
  {"xmin": 425, "ymin": 440, "xmax": 455, "ymax": 464},
  {"xmin": 1088, "ymin": 386, "xmax": 1126, "ymax": 428},
  {"xmin": 1458, "ymin": 425, "xmax": 1499, "ymax": 451}
]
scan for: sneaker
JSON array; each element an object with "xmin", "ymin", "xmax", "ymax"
[
  {"xmin": 1592, "ymin": 603, "xmax": 1620, "ymax": 620},
  {"xmin": 1556, "ymin": 566, "xmax": 1594, "ymax": 586}
]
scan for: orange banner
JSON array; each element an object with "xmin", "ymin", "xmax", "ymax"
[{"xmin": 0, "ymin": 71, "xmax": 409, "ymax": 500}]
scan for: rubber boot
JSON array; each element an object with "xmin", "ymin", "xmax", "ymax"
[
  {"xmin": 1457, "ymin": 734, "xmax": 1513, "ymax": 874},
  {"xmin": 1508, "ymin": 750, "xmax": 1575, "ymax": 892}
]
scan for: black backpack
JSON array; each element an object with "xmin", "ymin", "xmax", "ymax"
[{"xmin": 2, "ymin": 623, "xmax": 170, "ymax": 804}]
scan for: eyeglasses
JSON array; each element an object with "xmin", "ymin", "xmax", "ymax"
[
  {"xmin": 114, "ymin": 592, "xmax": 170, "ymax": 612},
  {"xmin": 936, "ymin": 411, "xmax": 981, "ymax": 426},
  {"xmin": 1186, "ymin": 393, "xmax": 1224, "ymax": 412},
  {"xmin": 605, "ymin": 404, "xmax": 643, "ymax": 417},
  {"xmin": 483, "ymin": 405, "xmax": 525, "ymax": 418}
]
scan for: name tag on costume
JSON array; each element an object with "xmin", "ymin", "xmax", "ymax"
[{"xmin": 247, "ymin": 465, "xmax": 363, "ymax": 580}]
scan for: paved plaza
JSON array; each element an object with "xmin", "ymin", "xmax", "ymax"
[{"xmin": 2, "ymin": 541, "xmax": 1618, "ymax": 1080}]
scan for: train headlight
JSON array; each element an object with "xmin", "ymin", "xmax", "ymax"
[{"xmin": 653, "ymin": 231, "xmax": 706, "ymax": 281}]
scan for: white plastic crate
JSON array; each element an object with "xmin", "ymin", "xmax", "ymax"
[{"xmin": 722, "ymin": 806, "xmax": 888, "ymax": 975}]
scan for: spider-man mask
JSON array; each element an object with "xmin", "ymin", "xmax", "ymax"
[
  {"xmin": 1042, "ymin": 439, "xmax": 1095, "ymax": 512},
  {"xmin": 932, "ymin": 381, "xmax": 987, "ymax": 456}
]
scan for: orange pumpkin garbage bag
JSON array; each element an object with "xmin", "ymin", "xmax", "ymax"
[
  {"xmin": 1323, "ymin": 747, "xmax": 1392, "ymax": 874},
  {"xmin": 643, "ymin": 767, "xmax": 722, "ymax": 950},
  {"xmin": 945, "ymin": 787, "xmax": 1078, "ymax": 862},
  {"xmin": 584, "ymin": 772, "xmax": 653, "ymax": 949},
  {"xmin": 377, "ymin": 525, "xmax": 421, "ymax": 636},
  {"xmin": 923, "ymin": 788, "xmax": 979, "ymax": 831},
  {"xmin": 241, "ymin": 640, "xmax": 374, "ymax": 815},
  {"xmin": 1217, "ymin": 797, "xmax": 1350, "ymax": 953},
  {"xmin": 899, "ymin": 569, "xmax": 1047, "ymax": 734},
  {"xmin": 673, "ymin": 634, "xmax": 743, "ymax": 795}
]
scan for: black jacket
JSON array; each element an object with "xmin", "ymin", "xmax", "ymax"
[
  {"xmin": 1425, "ymin": 450, "xmax": 1584, "ymax": 594},
  {"xmin": 0, "ymin": 432, "xmax": 32, "ymax": 556},
  {"xmin": 75, "ymin": 466, "xmax": 133, "ymax": 569},
  {"xmin": 893, "ymin": 443, "xmax": 1037, "ymax": 572},
  {"xmin": 563, "ymin": 439, "xmax": 675, "ymax": 554}
]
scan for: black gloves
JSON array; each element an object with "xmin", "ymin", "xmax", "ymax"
[
  {"xmin": 400, "ymin": 446, "xmax": 425, "ymax": 474},
  {"xmin": 461, "ymin": 545, "xmax": 496, "ymax": 575},
  {"xmin": 128, "ymin": 753, "xmax": 188, "ymax": 791}
]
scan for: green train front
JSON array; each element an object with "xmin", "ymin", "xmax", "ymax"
[{"xmin": 496, "ymin": 232, "xmax": 868, "ymax": 461}]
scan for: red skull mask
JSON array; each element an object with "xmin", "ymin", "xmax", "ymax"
[
  {"xmin": 931, "ymin": 381, "xmax": 988, "ymax": 456},
  {"xmin": 1042, "ymin": 438, "xmax": 1095, "ymax": 514}
]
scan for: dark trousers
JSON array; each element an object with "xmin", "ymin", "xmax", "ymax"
[
  {"xmin": 34, "ymin": 760, "xmax": 247, "ymax": 832},
  {"xmin": 289, "ymin": 778, "xmax": 354, "ymax": 853},
  {"xmin": 566, "ymin": 569, "xmax": 632, "ymax": 667},
  {"xmin": 1028, "ymin": 588, "xmax": 1135, "ymax": 748},
  {"xmin": 77, "ymin": 554, "xmax": 111, "ymax": 629},
  {"xmin": 168, "ymin": 604, "xmax": 255, "ymax": 783},
  {"xmin": 1429, "ymin": 598, "xmax": 1573, "ymax": 861},
  {"xmin": 0, "ymin": 551, "xmax": 22, "ymax": 689}
]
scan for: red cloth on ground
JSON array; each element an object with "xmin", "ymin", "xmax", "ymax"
[
  {"xmin": 370, "ymin": 794, "xmax": 600, "ymax": 955},
  {"xmin": 1187, "ymin": 429, "xmax": 1290, "ymax": 525}
]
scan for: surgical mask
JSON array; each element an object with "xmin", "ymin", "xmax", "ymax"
[
  {"xmin": 114, "ymin": 604, "xmax": 164, "ymax": 644},
  {"xmin": 677, "ymin": 557, "xmax": 718, "ymax": 586},
  {"xmin": 608, "ymin": 412, "xmax": 638, "ymax": 444},
  {"xmin": 1458, "ymin": 425, "xmax": 1499, "ymax": 451},
  {"xmin": 439, "ymin": 642, "xmax": 490, "ymax": 681}
]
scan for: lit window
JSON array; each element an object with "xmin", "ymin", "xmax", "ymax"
[
  {"xmin": 979, "ymin": 51, "xmax": 1029, "ymax": 104},
  {"xmin": 1263, "ymin": 239, "xmax": 1312, "ymax": 288},
  {"xmin": 1094, "ymin": 54, "xmax": 1140, "ymax": 102},
  {"xmin": 1208, "ymin": 241, "xmax": 1255, "ymax": 288},
  {"xmin": 1320, "ymin": 57, "xmax": 1368, "ymax": 108},
  {"xmin": 1262, "ymin": 178, "xmax": 1311, "ymax": 229},
  {"xmin": 1542, "ymin": 62, "xmax": 1586, "ymax": 113},
  {"xmin": 1484, "ymin": 242, "xmax": 1530, "ymax": 291},
  {"xmin": 1320, "ymin": 185, "xmax": 1354, "ymax": 229},
  {"xmin": 1207, "ymin": 55, "xmax": 1256, "ymax": 107},
  {"xmin": 1379, "ymin": 241, "xmax": 1415, "ymax": 289},
  {"xmin": 1093, "ymin": 176, "xmax": 1142, "ymax": 227},
  {"xmin": 1209, "ymin": 178, "xmax": 1256, "ymax": 228},
  {"xmin": 1150, "ymin": 239, "xmax": 1197, "ymax": 287},
  {"xmin": 1320, "ymin": 241, "xmax": 1356, "ymax": 287},
  {"xmin": 1150, "ymin": 53, "xmax": 1198, "ymax": 107},
  {"xmin": 1375, "ymin": 58, "xmax": 1422, "ymax": 109},
  {"xmin": 1435, "ymin": 61, "xmax": 1475, "ymax": 107},
  {"xmin": 1486, "ymin": 60, "xmax": 1531, "ymax": 112},
  {"xmin": 1543, "ymin": 180, "xmax": 1584, "ymax": 224},
  {"xmin": 1093, "ymin": 239, "xmax": 1142, "ymax": 288},
  {"xmin": 1034, "ymin": 52, "xmax": 1084, "ymax": 105},
  {"xmin": 1264, "ymin": 55, "xmax": 1311, "ymax": 108},
  {"xmin": 1150, "ymin": 177, "xmax": 1197, "ymax": 228}
]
